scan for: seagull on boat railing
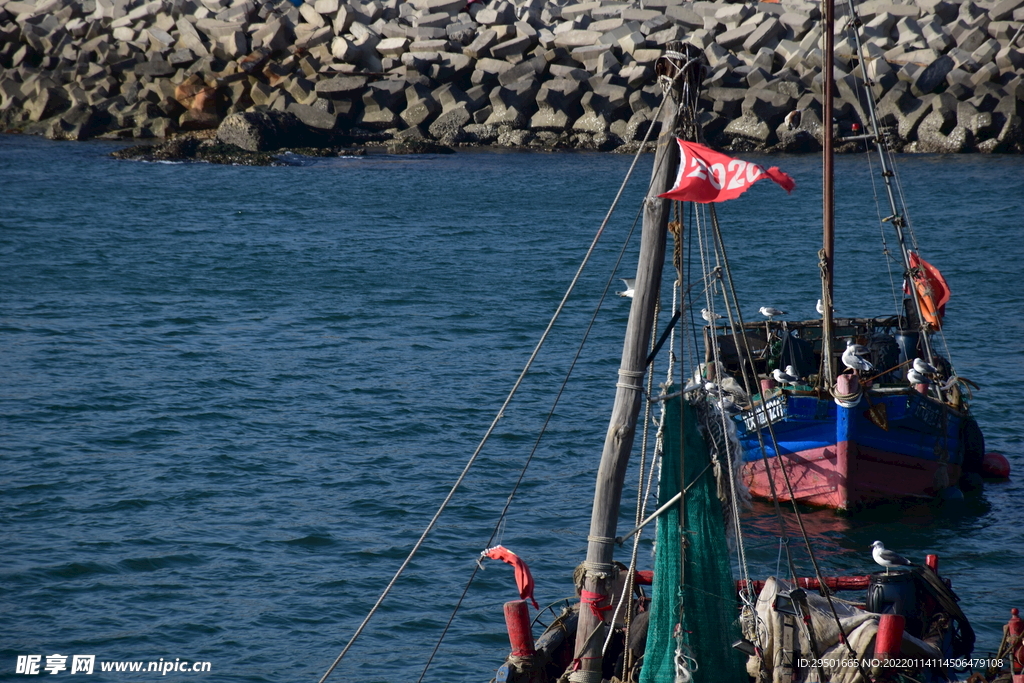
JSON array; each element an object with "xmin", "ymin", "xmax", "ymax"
[
  {"xmin": 772, "ymin": 367, "xmax": 799, "ymax": 386},
  {"xmin": 908, "ymin": 368, "xmax": 931, "ymax": 385},
  {"xmin": 816, "ymin": 298, "xmax": 824, "ymax": 315},
  {"xmin": 701, "ymin": 308, "xmax": 724, "ymax": 323},
  {"xmin": 871, "ymin": 540, "xmax": 913, "ymax": 574},
  {"xmin": 618, "ymin": 278, "xmax": 635, "ymax": 298},
  {"xmin": 842, "ymin": 344, "xmax": 873, "ymax": 373},
  {"xmin": 913, "ymin": 357, "xmax": 938, "ymax": 374},
  {"xmin": 759, "ymin": 306, "xmax": 787, "ymax": 320}
]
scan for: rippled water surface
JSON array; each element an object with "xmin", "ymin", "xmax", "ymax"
[{"xmin": 2, "ymin": 134, "xmax": 1022, "ymax": 682}]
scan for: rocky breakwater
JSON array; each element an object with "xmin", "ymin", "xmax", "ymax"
[{"xmin": 0, "ymin": 0, "xmax": 1022, "ymax": 154}]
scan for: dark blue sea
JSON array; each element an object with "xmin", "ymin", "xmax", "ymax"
[{"xmin": 2, "ymin": 133, "xmax": 1022, "ymax": 682}]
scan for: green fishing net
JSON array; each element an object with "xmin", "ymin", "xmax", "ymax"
[{"xmin": 639, "ymin": 397, "xmax": 747, "ymax": 683}]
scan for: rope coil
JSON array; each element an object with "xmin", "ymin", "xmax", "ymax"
[
  {"xmin": 831, "ymin": 384, "xmax": 862, "ymax": 408},
  {"xmin": 583, "ymin": 562, "xmax": 615, "ymax": 578}
]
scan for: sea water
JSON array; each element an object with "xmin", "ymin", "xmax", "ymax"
[{"xmin": 2, "ymin": 133, "xmax": 1022, "ymax": 682}]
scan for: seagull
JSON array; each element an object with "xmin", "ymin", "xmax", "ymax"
[
  {"xmin": 871, "ymin": 540, "xmax": 912, "ymax": 574},
  {"xmin": 759, "ymin": 306, "xmax": 787, "ymax": 320},
  {"xmin": 907, "ymin": 368, "xmax": 930, "ymax": 385},
  {"xmin": 842, "ymin": 345, "xmax": 873, "ymax": 373},
  {"xmin": 785, "ymin": 365, "xmax": 802, "ymax": 382},
  {"xmin": 816, "ymin": 298, "xmax": 824, "ymax": 315},
  {"xmin": 772, "ymin": 367, "xmax": 799, "ymax": 385},
  {"xmin": 784, "ymin": 109, "xmax": 803, "ymax": 130},
  {"xmin": 913, "ymin": 357, "xmax": 937, "ymax": 374},
  {"xmin": 701, "ymin": 308, "xmax": 724, "ymax": 323},
  {"xmin": 618, "ymin": 278, "xmax": 635, "ymax": 298},
  {"xmin": 846, "ymin": 338, "xmax": 869, "ymax": 356}
]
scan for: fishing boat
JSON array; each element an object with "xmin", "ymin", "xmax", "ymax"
[{"xmin": 700, "ymin": 0, "xmax": 991, "ymax": 513}]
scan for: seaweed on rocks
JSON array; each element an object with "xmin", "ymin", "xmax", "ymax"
[
  {"xmin": 111, "ymin": 136, "xmax": 282, "ymax": 165},
  {"xmin": 385, "ymin": 139, "xmax": 455, "ymax": 155},
  {"xmin": 110, "ymin": 134, "xmax": 370, "ymax": 165}
]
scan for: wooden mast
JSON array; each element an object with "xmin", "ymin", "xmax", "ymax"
[
  {"xmin": 821, "ymin": 0, "xmax": 836, "ymax": 385},
  {"xmin": 569, "ymin": 45, "xmax": 688, "ymax": 683}
]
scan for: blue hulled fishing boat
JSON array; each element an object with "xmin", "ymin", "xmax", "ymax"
[{"xmin": 699, "ymin": 0, "xmax": 991, "ymax": 512}]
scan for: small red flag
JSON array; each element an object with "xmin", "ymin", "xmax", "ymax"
[
  {"xmin": 482, "ymin": 545, "xmax": 539, "ymax": 609},
  {"xmin": 659, "ymin": 139, "xmax": 795, "ymax": 203}
]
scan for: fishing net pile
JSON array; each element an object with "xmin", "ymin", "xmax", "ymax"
[{"xmin": 640, "ymin": 397, "xmax": 747, "ymax": 683}]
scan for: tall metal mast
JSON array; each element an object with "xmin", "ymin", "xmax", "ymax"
[
  {"xmin": 821, "ymin": 0, "xmax": 837, "ymax": 386},
  {"xmin": 840, "ymin": 0, "xmax": 936, "ymax": 367}
]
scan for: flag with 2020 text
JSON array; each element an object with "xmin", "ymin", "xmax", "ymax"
[{"xmin": 659, "ymin": 139, "xmax": 796, "ymax": 203}]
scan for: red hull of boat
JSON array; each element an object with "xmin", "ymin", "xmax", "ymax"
[{"xmin": 741, "ymin": 440, "xmax": 961, "ymax": 511}]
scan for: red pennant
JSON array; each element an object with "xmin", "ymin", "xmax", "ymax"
[
  {"xmin": 659, "ymin": 139, "xmax": 795, "ymax": 203},
  {"xmin": 483, "ymin": 545, "xmax": 539, "ymax": 609}
]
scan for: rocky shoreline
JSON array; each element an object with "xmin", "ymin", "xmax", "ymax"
[{"xmin": 1, "ymin": 0, "xmax": 1022, "ymax": 156}]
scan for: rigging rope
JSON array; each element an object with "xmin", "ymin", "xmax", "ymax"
[
  {"xmin": 706, "ymin": 205, "xmax": 866, "ymax": 676},
  {"xmin": 416, "ymin": 197, "xmax": 652, "ymax": 683},
  {"xmin": 695, "ymin": 204, "xmax": 772, "ymax": 611},
  {"xmin": 317, "ymin": 88, "xmax": 669, "ymax": 683},
  {"xmin": 840, "ymin": 0, "xmax": 958, "ymax": 382},
  {"xmin": 690, "ymin": 205, "xmax": 753, "ymax": 593},
  {"xmin": 863, "ymin": 141, "xmax": 906, "ymax": 325},
  {"xmin": 416, "ymin": 80, "xmax": 687, "ymax": 681}
]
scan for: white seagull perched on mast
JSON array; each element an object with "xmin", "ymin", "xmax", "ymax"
[
  {"xmin": 871, "ymin": 540, "xmax": 913, "ymax": 574},
  {"xmin": 759, "ymin": 306, "xmax": 787, "ymax": 320},
  {"xmin": 701, "ymin": 308, "xmax": 724, "ymax": 323},
  {"xmin": 816, "ymin": 298, "xmax": 824, "ymax": 315},
  {"xmin": 618, "ymin": 278, "xmax": 635, "ymax": 298}
]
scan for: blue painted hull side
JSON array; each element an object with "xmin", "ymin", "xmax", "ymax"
[{"xmin": 736, "ymin": 392, "xmax": 964, "ymax": 466}]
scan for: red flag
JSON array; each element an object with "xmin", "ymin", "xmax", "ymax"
[
  {"xmin": 659, "ymin": 139, "xmax": 795, "ymax": 203},
  {"xmin": 482, "ymin": 545, "xmax": 539, "ymax": 609}
]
